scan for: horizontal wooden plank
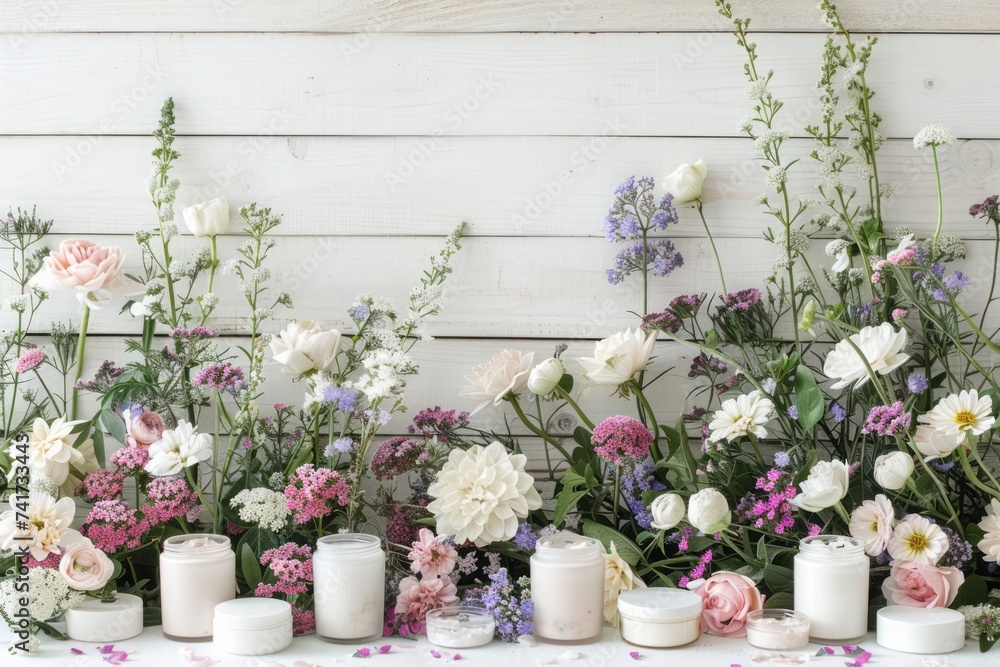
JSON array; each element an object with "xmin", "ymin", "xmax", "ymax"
[
  {"xmin": 5, "ymin": 135, "xmax": 998, "ymax": 239},
  {"xmin": 3, "ymin": 33, "xmax": 998, "ymax": 137},
  {"xmin": 1, "ymin": 0, "xmax": 995, "ymax": 33},
  {"xmin": 4, "ymin": 235, "xmax": 1000, "ymax": 339}
]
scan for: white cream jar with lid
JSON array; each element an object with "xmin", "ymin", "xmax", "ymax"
[
  {"xmin": 794, "ymin": 535, "xmax": 869, "ymax": 641},
  {"xmin": 213, "ymin": 598, "xmax": 293, "ymax": 656},
  {"xmin": 617, "ymin": 588, "xmax": 702, "ymax": 648},
  {"xmin": 876, "ymin": 606, "xmax": 965, "ymax": 654},
  {"xmin": 159, "ymin": 534, "xmax": 236, "ymax": 641},
  {"xmin": 426, "ymin": 606, "xmax": 496, "ymax": 648},
  {"xmin": 313, "ymin": 533, "xmax": 385, "ymax": 643},
  {"xmin": 530, "ymin": 533, "xmax": 605, "ymax": 644}
]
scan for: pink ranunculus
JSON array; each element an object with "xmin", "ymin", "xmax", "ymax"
[
  {"xmin": 882, "ymin": 560, "xmax": 964, "ymax": 608},
  {"xmin": 40, "ymin": 240, "xmax": 140, "ymax": 307},
  {"xmin": 690, "ymin": 571, "xmax": 763, "ymax": 637},
  {"xmin": 124, "ymin": 409, "xmax": 165, "ymax": 449},
  {"xmin": 407, "ymin": 528, "xmax": 459, "ymax": 578},
  {"xmin": 394, "ymin": 576, "xmax": 458, "ymax": 622},
  {"xmin": 58, "ymin": 538, "xmax": 115, "ymax": 591}
]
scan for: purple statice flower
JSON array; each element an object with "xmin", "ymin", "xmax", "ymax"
[
  {"xmin": 719, "ymin": 288, "xmax": 762, "ymax": 312},
  {"xmin": 938, "ymin": 527, "xmax": 974, "ymax": 569},
  {"xmin": 861, "ymin": 401, "xmax": 912, "ymax": 437},
  {"xmin": 349, "ymin": 304, "xmax": 370, "ymax": 320},
  {"xmin": 773, "ymin": 451, "xmax": 790, "ymax": 468},
  {"xmin": 682, "ymin": 406, "xmax": 708, "ymax": 423},
  {"xmin": 734, "ymin": 469, "xmax": 797, "ymax": 535},
  {"xmin": 620, "ymin": 465, "xmax": 666, "ymax": 529},
  {"xmin": 931, "ymin": 459, "xmax": 956, "ymax": 472},
  {"xmin": 369, "ymin": 437, "xmax": 427, "ymax": 480},
  {"xmin": 907, "ymin": 373, "xmax": 929, "ymax": 394},
  {"xmin": 669, "ymin": 293, "xmax": 706, "ymax": 318},
  {"xmin": 606, "ymin": 240, "xmax": 684, "ymax": 285},
  {"xmin": 830, "ymin": 402, "xmax": 848, "ymax": 424},
  {"xmin": 465, "ymin": 568, "xmax": 533, "ymax": 642},
  {"xmin": 615, "ymin": 176, "xmax": 637, "ymax": 197},
  {"xmin": 933, "ymin": 270, "xmax": 972, "ymax": 301},
  {"xmin": 320, "ymin": 386, "xmax": 357, "ymax": 412},
  {"xmin": 408, "ymin": 406, "xmax": 470, "ymax": 438},
  {"xmin": 641, "ymin": 308, "xmax": 682, "ymax": 334},
  {"xmin": 786, "ymin": 405, "xmax": 798, "ymax": 420},
  {"xmin": 74, "ymin": 360, "xmax": 125, "ymax": 392},
  {"xmin": 688, "ymin": 353, "xmax": 727, "ymax": 379},
  {"xmin": 192, "ymin": 362, "xmax": 245, "ymax": 392},
  {"xmin": 970, "ymin": 195, "xmax": 1000, "ymax": 218},
  {"xmin": 513, "ymin": 523, "xmax": 538, "ymax": 551},
  {"xmin": 651, "ymin": 193, "xmax": 677, "ymax": 230}
]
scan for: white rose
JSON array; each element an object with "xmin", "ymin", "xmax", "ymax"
[
  {"xmin": 789, "ymin": 459, "xmax": 849, "ymax": 512},
  {"xmin": 913, "ymin": 424, "xmax": 965, "ymax": 460},
  {"xmin": 460, "ymin": 349, "xmax": 534, "ymax": 415},
  {"xmin": 873, "ymin": 451, "xmax": 914, "ymax": 491},
  {"xmin": 662, "ymin": 160, "xmax": 708, "ymax": 204},
  {"xmin": 978, "ymin": 499, "xmax": 1000, "ymax": 563},
  {"xmin": 578, "ymin": 328, "xmax": 655, "ymax": 387},
  {"xmin": 823, "ymin": 323, "xmax": 909, "ymax": 390},
  {"xmin": 269, "ymin": 320, "xmax": 342, "ymax": 377},
  {"xmin": 649, "ymin": 493, "xmax": 685, "ymax": 531},
  {"xmin": 687, "ymin": 488, "xmax": 731, "ymax": 534},
  {"xmin": 527, "ymin": 358, "xmax": 565, "ymax": 397},
  {"xmin": 182, "ymin": 198, "xmax": 230, "ymax": 237}
]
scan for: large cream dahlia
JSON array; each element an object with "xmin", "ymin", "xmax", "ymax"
[
  {"xmin": 16, "ymin": 417, "xmax": 98, "ymax": 497},
  {"xmin": 427, "ymin": 441, "xmax": 542, "ymax": 546},
  {"xmin": 707, "ymin": 390, "xmax": 774, "ymax": 443},
  {"xmin": 917, "ymin": 389, "xmax": 994, "ymax": 439},
  {"xmin": 823, "ymin": 323, "xmax": 909, "ymax": 390},
  {"xmin": 0, "ymin": 492, "xmax": 82, "ymax": 561}
]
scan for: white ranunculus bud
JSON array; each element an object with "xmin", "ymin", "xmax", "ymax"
[
  {"xmin": 182, "ymin": 198, "xmax": 230, "ymax": 237},
  {"xmin": 789, "ymin": 459, "xmax": 850, "ymax": 512},
  {"xmin": 662, "ymin": 160, "xmax": 708, "ymax": 204},
  {"xmin": 578, "ymin": 328, "xmax": 655, "ymax": 388},
  {"xmin": 649, "ymin": 493, "xmax": 685, "ymax": 531},
  {"xmin": 269, "ymin": 320, "xmax": 342, "ymax": 377},
  {"xmin": 873, "ymin": 451, "xmax": 914, "ymax": 491},
  {"xmin": 527, "ymin": 358, "xmax": 565, "ymax": 397},
  {"xmin": 687, "ymin": 488, "xmax": 731, "ymax": 534}
]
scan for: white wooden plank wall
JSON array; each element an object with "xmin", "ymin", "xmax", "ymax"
[{"xmin": 2, "ymin": 1, "xmax": 999, "ymax": 475}]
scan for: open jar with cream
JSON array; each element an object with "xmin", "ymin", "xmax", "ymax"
[
  {"xmin": 314, "ymin": 533, "xmax": 385, "ymax": 643},
  {"xmin": 746, "ymin": 609, "xmax": 810, "ymax": 650},
  {"xmin": 159, "ymin": 534, "xmax": 236, "ymax": 641},
  {"xmin": 426, "ymin": 606, "xmax": 495, "ymax": 648},
  {"xmin": 529, "ymin": 533, "xmax": 605, "ymax": 644},
  {"xmin": 794, "ymin": 535, "xmax": 868, "ymax": 642},
  {"xmin": 617, "ymin": 588, "xmax": 702, "ymax": 648}
]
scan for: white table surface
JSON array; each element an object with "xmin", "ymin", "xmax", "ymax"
[{"xmin": 6, "ymin": 626, "xmax": 994, "ymax": 666}]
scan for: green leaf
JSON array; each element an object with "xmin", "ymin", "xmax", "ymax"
[
  {"xmin": 951, "ymin": 573, "xmax": 988, "ymax": 609},
  {"xmin": 558, "ymin": 373, "xmax": 574, "ymax": 393},
  {"xmin": 981, "ymin": 632, "xmax": 999, "ymax": 653},
  {"xmin": 239, "ymin": 542, "xmax": 263, "ymax": 591},
  {"xmin": 763, "ymin": 591, "xmax": 795, "ymax": 610},
  {"xmin": 101, "ymin": 408, "xmax": 128, "ymax": 446},
  {"xmin": 582, "ymin": 521, "xmax": 643, "ymax": 566},
  {"xmin": 762, "ymin": 564, "xmax": 795, "ymax": 593},
  {"xmin": 553, "ymin": 470, "xmax": 590, "ymax": 525},
  {"xmin": 573, "ymin": 426, "xmax": 592, "ymax": 450},
  {"xmin": 704, "ymin": 329, "xmax": 719, "ymax": 350},
  {"xmin": 793, "ymin": 365, "xmax": 824, "ymax": 431},
  {"xmin": 90, "ymin": 426, "xmax": 106, "ymax": 469}
]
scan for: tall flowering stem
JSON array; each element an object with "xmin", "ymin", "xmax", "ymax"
[
  {"xmin": 695, "ymin": 200, "xmax": 727, "ymax": 294},
  {"xmin": 69, "ymin": 303, "xmax": 90, "ymax": 421}
]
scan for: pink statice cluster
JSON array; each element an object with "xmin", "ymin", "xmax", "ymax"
[
  {"xmin": 254, "ymin": 543, "xmax": 315, "ymax": 636},
  {"xmin": 369, "ymin": 437, "xmax": 427, "ymax": 481},
  {"xmin": 734, "ymin": 469, "xmax": 797, "ymax": 535},
  {"xmin": 640, "ymin": 308, "xmax": 682, "ymax": 334},
  {"xmin": 75, "ymin": 469, "xmax": 125, "ymax": 503},
  {"xmin": 284, "ymin": 464, "xmax": 351, "ymax": 523},
  {"xmin": 408, "ymin": 407, "xmax": 470, "ymax": 439},
  {"xmin": 871, "ymin": 244, "xmax": 919, "ymax": 283},
  {"xmin": 669, "ymin": 293, "xmax": 706, "ymax": 318},
  {"xmin": 591, "ymin": 416, "xmax": 652, "ymax": 466},
  {"xmin": 407, "ymin": 528, "xmax": 458, "ymax": 578},
  {"xmin": 81, "ymin": 500, "xmax": 149, "ymax": 554},
  {"xmin": 143, "ymin": 476, "xmax": 199, "ymax": 525},
  {"xmin": 192, "ymin": 362, "xmax": 245, "ymax": 392},
  {"xmin": 719, "ymin": 288, "xmax": 762, "ymax": 312},
  {"xmin": 679, "ymin": 550, "xmax": 714, "ymax": 588},
  {"xmin": 14, "ymin": 348, "xmax": 44, "ymax": 374},
  {"xmin": 861, "ymin": 401, "xmax": 912, "ymax": 437},
  {"xmin": 110, "ymin": 446, "xmax": 150, "ymax": 476},
  {"xmin": 385, "ymin": 503, "xmax": 431, "ymax": 548}
]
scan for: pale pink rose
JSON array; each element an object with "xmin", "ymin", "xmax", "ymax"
[
  {"xmin": 59, "ymin": 538, "xmax": 115, "ymax": 591},
  {"xmin": 882, "ymin": 560, "xmax": 964, "ymax": 608},
  {"xmin": 394, "ymin": 575, "xmax": 458, "ymax": 621},
  {"xmin": 407, "ymin": 528, "xmax": 458, "ymax": 578},
  {"xmin": 690, "ymin": 571, "xmax": 763, "ymax": 637},
  {"xmin": 38, "ymin": 240, "xmax": 141, "ymax": 307},
  {"xmin": 125, "ymin": 409, "xmax": 165, "ymax": 449}
]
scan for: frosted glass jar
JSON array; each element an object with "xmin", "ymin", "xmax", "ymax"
[
  {"xmin": 314, "ymin": 533, "xmax": 385, "ymax": 643},
  {"xmin": 426, "ymin": 606, "xmax": 495, "ymax": 648},
  {"xmin": 159, "ymin": 534, "xmax": 236, "ymax": 641},
  {"xmin": 794, "ymin": 535, "xmax": 869, "ymax": 641},
  {"xmin": 530, "ymin": 533, "xmax": 605, "ymax": 644},
  {"xmin": 746, "ymin": 609, "xmax": 810, "ymax": 650},
  {"xmin": 617, "ymin": 588, "xmax": 702, "ymax": 648},
  {"xmin": 213, "ymin": 598, "xmax": 293, "ymax": 656}
]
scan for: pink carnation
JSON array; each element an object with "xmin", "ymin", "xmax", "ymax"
[
  {"xmin": 407, "ymin": 529, "xmax": 458, "ymax": 578},
  {"xmin": 394, "ymin": 576, "xmax": 458, "ymax": 622},
  {"xmin": 14, "ymin": 348, "xmax": 44, "ymax": 374},
  {"xmin": 591, "ymin": 416, "xmax": 652, "ymax": 465},
  {"xmin": 882, "ymin": 561, "xmax": 964, "ymax": 608}
]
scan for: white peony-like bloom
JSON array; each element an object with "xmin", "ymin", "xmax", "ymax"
[
  {"xmin": 231, "ymin": 488, "xmax": 291, "ymax": 532},
  {"xmin": 527, "ymin": 357, "xmax": 565, "ymax": 398},
  {"xmin": 849, "ymin": 494, "xmax": 895, "ymax": 556},
  {"xmin": 578, "ymin": 328, "xmax": 656, "ymax": 388},
  {"xmin": 269, "ymin": 320, "xmax": 342, "ymax": 377},
  {"xmin": 662, "ymin": 160, "xmax": 708, "ymax": 204},
  {"xmin": 0, "ymin": 492, "xmax": 82, "ymax": 561},
  {"xmin": 917, "ymin": 389, "xmax": 995, "ymax": 438},
  {"xmin": 874, "ymin": 451, "xmax": 914, "ymax": 491},
  {"xmin": 603, "ymin": 542, "xmax": 646, "ymax": 627},
  {"xmin": 789, "ymin": 460, "xmax": 850, "ymax": 512},
  {"xmin": 460, "ymin": 349, "xmax": 535, "ymax": 415},
  {"xmin": 913, "ymin": 125, "xmax": 956, "ymax": 150},
  {"xmin": 14, "ymin": 417, "xmax": 98, "ymax": 498},
  {"xmin": 977, "ymin": 499, "xmax": 1000, "ymax": 563},
  {"xmin": 427, "ymin": 441, "xmax": 542, "ymax": 546},
  {"xmin": 649, "ymin": 493, "xmax": 685, "ymax": 531},
  {"xmin": 912, "ymin": 424, "xmax": 965, "ymax": 461},
  {"xmin": 822, "ymin": 323, "xmax": 910, "ymax": 390},
  {"xmin": 888, "ymin": 514, "xmax": 948, "ymax": 565},
  {"xmin": 144, "ymin": 421, "xmax": 213, "ymax": 477},
  {"xmin": 182, "ymin": 198, "xmax": 230, "ymax": 237},
  {"xmin": 687, "ymin": 488, "xmax": 731, "ymax": 534},
  {"xmin": 707, "ymin": 390, "xmax": 774, "ymax": 443}
]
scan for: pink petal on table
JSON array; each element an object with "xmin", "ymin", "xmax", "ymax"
[
  {"xmin": 104, "ymin": 652, "xmax": 130, "ymax": 666},
  {"xmin": 430, "ymin": 649, "xmax": 442, "ymax": 658},
  {"xmin": 98, "ymin": 645, "xmax": 116, "ymax": 654},
  {"xmin": 823, "ymin": 647, "xmax": 835, "ymax": 655},
  {"xmin": 629, "ymin": 652, "xmax": 640, "ymax": 660},
  {"xmin": 355, "ymin": 647, "xmax": 371, "ymax": 658},
  {"xmin": 71, "ymin": 648, "xmax": 85, "ymax": 655},
  {"xmin": 180, "ymin": 647, "xmax": 218, "ymax": 667},
  {"xmin": 845, "ymin": 651, "xmax": 872, "ymax": 667},
  {"xmin": 378, "ymin": 645, "xmax": 391, "ymax": 654},
  {"xmin": 842, "ymin": 646, "xmax": 858, "ymax": 654},
  {"xmin": 452, "ymin": 655, "xmax": 461, "ymax": 661}
]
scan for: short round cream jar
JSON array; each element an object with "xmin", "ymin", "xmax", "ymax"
[
  {"xmin": 213, "ymin": 598, "xmax": 293, "ymax": 656},
  {"xmin": 876, "ymin": 606, "xmax": 965, "ymax": 654},
  {"xmin": 617, "ymin": 588, "xmax": 702, "ymax": 648},
  {"xmin": 425, "ymin": 606, "xmax": 496, "ymax": 648},
  {"xmin": 746, "ymin": 609, "xmax": 810, "ymax": 650}
]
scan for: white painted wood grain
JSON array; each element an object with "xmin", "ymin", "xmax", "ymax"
[
  {"xmin": 1, "ymin": 0, "xmax": 994, "ymax": 33},
  {"xmin": 5, "ymin": 135, "xmax": 998, "ymax": 238},
  {"xmin": 2, "ymin": 33, "xmax": 995, "ymax": 138}
]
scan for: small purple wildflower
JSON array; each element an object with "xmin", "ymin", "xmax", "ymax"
[{"xmin": 860, "ymin": 401, "xmax": 912, "ymax": 437}]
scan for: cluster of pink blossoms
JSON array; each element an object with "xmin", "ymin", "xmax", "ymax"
[
  {"xmin": 110, "ymin": 446, "xmax": 150, "ymax": 475},
  {"xmin": 82, "ymin": 500, "xmax": 149, "ymax": 553},
  {"xmin": 735, "ymin": 469, "xmax": 798, "ymax": 535},
  {"xmin": 143, "ymin": 477, "xmax": 199, "ymax": 525},
  {"xmin": 192, "ymin": 362, "xmax": 245, "ymax": 392},
  {"xmin": 861, "ymin": 401, "xmax": 912, "ymax": 437},
  {"xmin": 284, "ymin": 465, "xmax": 351, "ymax": 523},
  {"xmin": 370, "ymin": 437, "xmax": 427, "ymax": 481},
  {"xmin": 872, "ymin": 245, "xmax": 918, "ymax": 283},
  {"xmin": 591, "ymin": 416, "xmax": 652, "ymax": 465},
  {"xmin": 254, "ymin": 543, "xmax": 315, "ymax": 635},
  {"xmin": 75, "ymin": 469, "xmax": 125, "ymax": 503},
  {"xmin": 14, "ymin": 348, "xmax": 44, "ymax": 374},
  {"xmin": 408, "ymin": 407, "xmax": 470, "ymax": 439},
  {"xmin": 679, "ymin": 550, "xmax": 714, "ymax": 588}
]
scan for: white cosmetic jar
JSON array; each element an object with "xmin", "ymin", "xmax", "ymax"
[
  {"xmin": 617, "ymin": 588, "xmax": 702, "ymax": 648},
  {"xmin": 213, "ymin": 598, "xmax": 293, "ymax": 656},
  {"xmin": 746, "ymin": 609, "xmax": 810, "ymax": 650},
  {"xmin": 876, "ymin": 606, "xmax": 965, "ymax": 654},
  {"xmin": 425, "ymin": 606, "xmax": 496, "ymax": 648}
]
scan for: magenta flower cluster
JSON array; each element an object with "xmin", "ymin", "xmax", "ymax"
[
  {"xmin": 370, "ymin": 437, "xmax": 428, "ymax": 481},
  {"xmin": 591, "ymin": 416, "xmax": 652, "ymax": 466},
  {"xmin": 143, "ymin": 477, "xmax": 199, "ymax": 525},
  {"xmin": 735, "ymin": 469, "xmax": 797, "ymax": 535},
  {"xmin": 284, "ymin": 464, "xmax": 351, "ymax": 523},
  {"xmin": 254, "ymin": 542, "xmax": 315, "ymax": 636},
  {"xmin": 75, "ymin": 469, "xmax": 125, "ymax": 503},
  {"xmin": 719, "ymin": 288, "xmax": 762, "ymax": 312},
  {"xmin": 192, "ymin": 362, "xmax": 245, "ymax": 391},
  {"xmin": 669, "ymin": 293, "xmax": 706, "ymax": 318},
  {"xmin": 14, "ymin": 348, "xmax": 44, "ymax": 374},
  {"xmin": 110, "ymin": 446, "xmax": 150, "ymax": 475},
  {"xmin": 81, "ymin": 500, "xmax": 148, "ymax": 554},
  {"xmin": 678, "ymin": 550, "xmax": 714, "ymax": 588},
  {"xmin": 408, "ymin": 407, "xmax": 470, "ymax": 438},
  {"xmin": 640, "ymin": 309, "xmax": 682, "ymax": 334},
  {"xmin": 861, "ymin": 401, "xmax": 912, "ymax": 437}
]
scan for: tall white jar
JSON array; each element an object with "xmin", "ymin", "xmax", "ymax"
[
  {"xmin": 530, "ymin": 533, "xmax": 605, "ymax": 644},
  {"xmin": 794, "ymin": 535, "xmax": 869, "ymax": 641},
  {"xmin": 159, "ymin": 534, "xmax": 236, "ymax": 641},
  {"xmin": 314, "ymin": 533, "xmax": 385, "ymax": 643}
]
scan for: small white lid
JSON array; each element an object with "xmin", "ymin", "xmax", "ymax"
[
  {"xmin": 876, "ymin": 606, "xmax": 965, "ymax": 654},
  {"xmin": 214, "ymin": 598, "xmax": 293, "ymax": 631},
  {"xmin": 617, "ymin": 588, "xmax": 702, "ymax": 622}
]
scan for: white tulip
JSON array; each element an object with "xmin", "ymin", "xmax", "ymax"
[
  {"xmin": 182, "ymin": 198, "xmax": 230, "ymax": 237},
  {"xmin": 460, "ymin": 349, "xmax": 535, "ymax": 415},
  {"xmin": 269, "ymin": 320, "xmax": 342, "ymax": 377},
  {"xmin": 578, "ymin": 328, "xmax": 656, "ymax": 388},
  {"xmin": 789, "ymin": 460, "xmax": 850, "ymax": 512},
  {"xmin": 649, "ymin": 493, "xmax": 685, "ymax": 531},
  {"xmin": 527, "ymin": 358, "xmax": 565, "ymax": 397},
  {"xmin": 823, "ymin": 323, "xmax": 909, "ymax": 390},
  {"xmin": 873, "ymin": 451, "xmax": 914, "ymax": 491},
  {"xmin": 662, "ymin": 160, "xmax": 708, "ymax": 204},
  {"xmin": 687, "ymin": 488, "xmax": 731, "ymax": 534}
]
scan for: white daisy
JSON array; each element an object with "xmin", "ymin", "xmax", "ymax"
[
  {"xmin": 849, "ymin": 494, "xmax": 895, "ymax": 556},
  {"xmin": 707, "ymin": 391, "xmax": 775, "ymax": 443},
  {"xmin": 887, "ymin": 514, "xmax": 949, "ymax": 565},
  {"xmin": 918, "ymin": 389, "xmax": 995, "ymax": 438}
]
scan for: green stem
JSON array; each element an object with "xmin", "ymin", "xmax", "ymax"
[
  {"xmin": 553, "ymin": 386, "xmax": 595, "ymax": 429},
  {"xmin": 958, "ymin": 446, "xmax": 1000, "ymax": 500},
  {"xmin": 69, "ymin": 303, "xmax": 91, "ymax": 421},
  {"xmin": 612, "ymin": 466, "xmax": 621, "ymax": 527},
  {"xmin": 931, "ymin": 145, "xmax": 944, "ymax": 258},
  {"xmin": 630, "ymin": 382, "xmax": 660, "ymax": 460},
  {"xmin": 207, "ymin": 236, "xmax": 218, "ymax": 294},
  {"xmin": 184, "ymin": 466, "xmax": 217, "ymax": 525},
  {"xmin": 695, "ymin": 200, "xmax": 727, "ymax": 294},
  {"xmin": 509, "ymin": 395, "xmax": 573, "ymax": 463}
]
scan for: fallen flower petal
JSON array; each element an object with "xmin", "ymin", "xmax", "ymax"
[
  {"xmin": 842, "ymin": 646, "xmax": 858, "ymax": 654},
  {"xmin": 845, "ymin": 651, "xmax": 872, "ymax": 667},
  {"xmin": 355, "ymin": 647, "xmax": 371, "ymax": 658},
  {"xmin": 822, "ymin": 647, "xmax": 835, "ymax": 655},
  {"xmin": 453, "ymin": 655, "xmax": 462, "ymax": 661},
  {"xmin": 629, "ymin": 651, "xmax": 640, "ymax": 660},
  {"xmin": 378, "ymin": 645, "xmax": 391, "ymax": 654},
  {"xmin": 71, "ymin": 648, "xmax": 85, "ymax": 655},
  {"xmin": 430, "ymin": 649, "xmax": 442, "ymax": 658},
  {"xmin": 180, "ymin": 647, "xmax": 218, "ymax": 667}
]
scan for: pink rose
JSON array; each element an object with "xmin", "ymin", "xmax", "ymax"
[
  {"xmin": 125, "ymin": 408, "xmax": 165, "ymax": 449},
  {"xmin": 38, "ymin": 240, "xmax": 141, "ymax": 307},
  {"xmin": 59, "ymin": 538, "xmax": 115, "ymax": 591},
  {"xmin": 690, "ymin": 571, "xmax": 763, "ymax": 637},
  {"xmin": 394, "ymin": 576, "xmax": 458, "ymax": 622},
  {"xmin": 882, "ymin": 560, "xmax": 964, "ymax": 608}
]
